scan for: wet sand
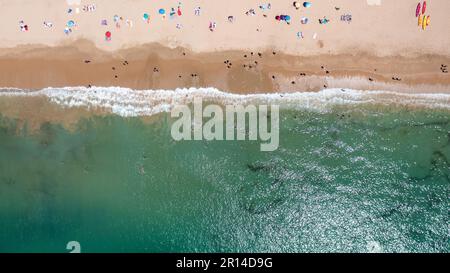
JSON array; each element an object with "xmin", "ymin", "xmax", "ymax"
[{"xmin": 0, "ymin": 41, "xmax": 449, "ymax": 94}]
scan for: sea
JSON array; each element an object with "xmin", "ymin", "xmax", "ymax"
[{"xmin": 0, "ymin": 87, "xmax": 448, "ymax": 253}]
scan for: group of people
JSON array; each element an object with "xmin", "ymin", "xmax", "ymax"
[{"xmin": 18, "ymin": 1, "xmax": 353, "ymax": 43}]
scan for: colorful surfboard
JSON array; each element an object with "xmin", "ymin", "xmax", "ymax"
[
  {"xmin": 422, "ymin": 15, "xmax": 427, "ymax": 30},
  {"xmin": 416, "ymin": 3, "xmax": 421, "ymax": 17},
  {"xmin": 418, "ymin": 14, "xmax": 423, "ymax": 26},
  {"xmin": 426, "ymin": 16, "xmax": 430, "ymax": 26}
]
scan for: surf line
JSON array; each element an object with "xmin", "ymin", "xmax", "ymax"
[{"xmin": 171, "ymin": 97, "xmax": 279, "ymax": 152}]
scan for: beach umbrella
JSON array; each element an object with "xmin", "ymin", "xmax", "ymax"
[
  {"xmin": 67, "ymin": 20, "xmax": 75, "ymax": 27},
  {"xmin": 303, "ymin": 2, "xmax": 312, "ymax": 8},
  {"xmin": 159, "ymin": 8, "xmax": 166, "ymax": 15},
  {"xmin": 105, "ymin": 31, "xmax": 111, "ymax": 38},
  {"xmin": 143, "ymin": 13, "xmax": 149, "ymax": 20}
]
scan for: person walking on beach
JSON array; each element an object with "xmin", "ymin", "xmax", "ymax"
[{"xmin": 194, "ymin": 7, "xmax": 201, "ymax": 16}]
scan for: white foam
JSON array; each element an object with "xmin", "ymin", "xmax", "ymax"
[{"xmin": 1, "ymin": 87, "xmax": 450, "ymax": 117}]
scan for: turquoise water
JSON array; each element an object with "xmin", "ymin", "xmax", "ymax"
[{"xmin": 0, "ymin": 104, "xmax": 449, "ymax": 253}]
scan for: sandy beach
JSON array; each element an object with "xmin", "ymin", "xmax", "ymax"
[
  {"xmin": 0, "ymin": 0, "xmax": 449, "ymax": 93},
  {"xmin": 1, "ymin": 1, "xmax": 450, "ymax": 255}
]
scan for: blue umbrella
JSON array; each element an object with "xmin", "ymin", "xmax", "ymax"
[
  {"xmin": 159, "ymin": 8, "xmax": 166, "ymax": 15},
  {"xmin": 303, "ymin": 2, "xmax": 312, "ymax": 8},
  {"xmin": 67, "ymin": 20, "xmax": 75, "ymax": 27},
  {"xmin": 143, "ymin": 13, "xmax": 149, "ymax": 20}
]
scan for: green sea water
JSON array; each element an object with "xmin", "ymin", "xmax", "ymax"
[{"xmin": 0, "ymin": 105, "xmax": 449, "ymax": 253}]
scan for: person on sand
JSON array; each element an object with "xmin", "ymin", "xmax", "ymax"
[
  {"xmin": 43, "ymin": 21, "xmax": 53, "ymax": 28},
  {"xmin": 19, "ymin": 21, "xmax": 28, "ymax": 32},
  {"xmin": 209, "ymin": 22, "xmax": 217, "ymax": 32},
  {"xmin": 259, "ymin": 3, "xmax": 271, "ymax": 10},
  {"xmin": 194, "ymin": 7, "xmax": 201, "ymax": 16},
  {"xmin": 82, "ymin": 4, "xmax": 96, "ymax": 12},
  {"xmin": 340, "ymin": 14, "xmax": 352, "ymax": 23},
  {"xmin": 319, "ymin": 17, "xmax": 330, "ymax": 24},
  {"xmin": 126, "ymin": 19, "xmax": 133, "ymax": 28},
  {"xmin": 170, "ymin": 8, "xmax": 176, "ymax": 18},
  {"xmin": 246, "ymin": 9, "xmax": 256, "ymax": 16}
]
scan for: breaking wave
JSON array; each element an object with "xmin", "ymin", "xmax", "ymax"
[{"xmin": 1, "ymin": 86, "xmax": 450, "ymax": 117}]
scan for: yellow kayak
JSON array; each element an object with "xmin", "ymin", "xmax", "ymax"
[{"xmin": 422, "ymin": 15, "xmax": 427, "ymax": 30}]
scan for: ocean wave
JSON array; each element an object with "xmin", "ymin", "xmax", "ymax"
[{"xmin": 1, "ymin": 87, "xmax": 450, "ymax": 117}]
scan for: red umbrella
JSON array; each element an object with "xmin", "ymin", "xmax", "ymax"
[{"xmin": 105, "ymin": 31, "xmax": 111, "ymax": 38}]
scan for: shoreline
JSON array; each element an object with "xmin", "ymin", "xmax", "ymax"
[
  {"xmin": 2, "ymin": 86, "xmax": 450, "ymax": 132},
  {"xmin": 1, "ymin": 41, "xmax": 449, "ymax": 94}
]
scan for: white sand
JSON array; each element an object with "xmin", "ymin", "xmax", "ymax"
[{"xmin": 0, "ymin": 0, "xmax": 449, "ymax": 56}]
